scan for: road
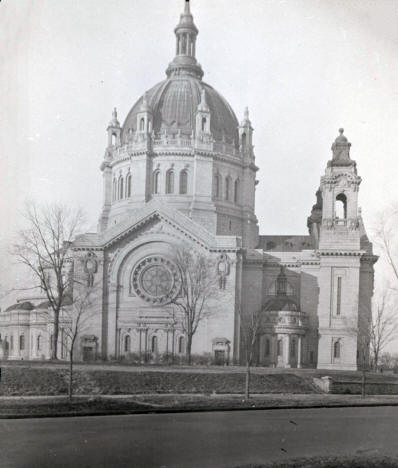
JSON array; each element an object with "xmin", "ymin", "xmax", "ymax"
[{"xmin": 1, "ymin": 407, "xmax": 397, "ymax": 468}]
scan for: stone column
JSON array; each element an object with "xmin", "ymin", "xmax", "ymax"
[{"xmin": 297, "ymin": 335, "xmax": 302, "ymax": 369}]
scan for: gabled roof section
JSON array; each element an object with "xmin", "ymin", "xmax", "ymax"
[{"xmin": 73, "ymin": 200, "xmax": 240, "ymax": 251}]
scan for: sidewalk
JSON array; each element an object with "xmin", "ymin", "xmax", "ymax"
[{"xmin": 1, "ymin": 393, "xmax": 398, "ymax": 418}]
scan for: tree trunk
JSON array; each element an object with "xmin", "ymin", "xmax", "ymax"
[
  {"xmin": 186, "ymin": 335, "xmax": 192, "ymax": 365},
  {"xmin": 245, "ymin": 363, "xmax": 251, "ymax": 400},
  {"xmin": 68, "ymin": 349, "xmax": 73, "ymax": 401},
  {"xmin": 52, "ymin": 309, "xmax": 60, "ymax": 360},
  {"xmin": 361, "ymin": 369, "xmax": 366, "ymax": 399}
]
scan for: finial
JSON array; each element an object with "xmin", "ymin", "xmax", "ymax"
[
  {"xmin": 244, "ymin": 107, "xmax": 249, "ymax": 120},
  {"xmin": 108, "ymin": 107, "xmax": 120, "ymax": 127},
  {"xmin": 197, "ymin": 87, "xmax": 209, "ymax": 112},
  {"xmin": 113, "ymin": 107, "xmax": 117, "ymax": 119},
  {"xmin": 339, "ymin": 128, "xmax": 344, "ymax": 135},
  {"xmin": 184, "ymin": 0, "xmax": 190, "ymax": 15}
]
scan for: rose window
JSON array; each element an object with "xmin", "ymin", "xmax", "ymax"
[{"xmin": 131, "ymin": 256, "xmax": 180, "ymax": 304}]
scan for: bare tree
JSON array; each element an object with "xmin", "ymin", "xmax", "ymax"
[
  {"xmin": 12, "ymin": 202, "xmax": 84, "ymax": 359},
  {"xmin": 62, "ymin": 284, "xmax": 97, "ymax": 400},
  {"xmin": 374, "ymin": 206, "xmax": 398, "ymax": 287},
  {"xmin": 370, "ymin": 290, "xmax": 398, "ymax": 371},
  {"xmin": 170, "ymin": 246, "xmax": 219, "ymax": 365},
  {"xmin": 239, "ymin": 307, "xmax": 262, "ymax": 400}
]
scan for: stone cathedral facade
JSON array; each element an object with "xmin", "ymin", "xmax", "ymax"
[{"xmin": 0, "ymin": 2, "xmax": 377, "ymax": 370}]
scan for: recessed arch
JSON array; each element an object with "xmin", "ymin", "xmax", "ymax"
[
  {"xmin": 335, "ymin": 193, "xmax": 347, "ymax": 219},
  {"xmin": 179, "ymin": 170, "xmax": 188, "ymax": 194},
  {"xmin": 166, "ymin": 169, "xmax": 175, "ymax": 194}
]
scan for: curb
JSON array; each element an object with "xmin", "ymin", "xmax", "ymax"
[{"xmin": 2, "ymin": 401, "xmax": 398, "ymax": 420}]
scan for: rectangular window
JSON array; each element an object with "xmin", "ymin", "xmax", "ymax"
[{"xmin": 336, "ymin": 276, "xmax": 342, "ymax": 315}]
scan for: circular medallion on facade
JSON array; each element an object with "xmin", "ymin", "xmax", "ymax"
[{"xmin": 131, "ymin": 256, "xmax": 180, "ymax": 304}]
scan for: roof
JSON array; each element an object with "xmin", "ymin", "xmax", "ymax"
[
  {"xmin": 264, "ymin": 297, "xmax": 299, "ymax": 312},
  {"xmin": 122, "ymin": 78, "xmax": 239, "ymax": 146},
  {"xmin": 5, "ymin": 301, "xmax": 35, "ymax": 312},
  {"xmin": 258, "ymin": 235, "xmax": 314, "ymax": 252}
]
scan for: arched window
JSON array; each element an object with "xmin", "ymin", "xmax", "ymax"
[
  {"xmin": 4, "ymin": 336, "xmax": 9, "ymax": 351},
  {"xmin": 152, "ymin": 170, "xmax": 160, "ymax": 194},
  {"xmin": 50, "ymin": 334, "xmax": 53, "ymax": 351},
  {"xmin": 139, "ymin": 117, "xmax": 145, "ymax": 132},
  {"xmin": 10, "ymin": 335, "xmax": 14, "ymax": 351},
  {"xmin": 265, "ymin": 338, "xmax": 270, "ymax": 357},
  {"xmin": 19, "ymin": 335, "xmax": 25, "ymax": 351},
  {"xmin": 124, "ymin": 335, "xmax": 131, "ymax": 353},
  {"xmin": 241, "ymin": 132, "xmax": 247, "ymax": 148},
  {"xmin": 112, "ymin": 179, "xmax": 117, "ymax": 201},
  {"xmin": 277, "ymin": 339, "xmax": 283, "ymax": 357},
  {"xmin": 166, "ymin": 170, "xmax": 174, "ymax": 194},
  {"xmin": 215, "ymin": 174, "xmax": 221, "ymax": 198},
  {"xmin": 37, "ymin": 335, "xmax": 42, "ymax": 352},
  {"xmin": 111, "ymin": 133, "xmax": 116, "ymax": 146},
  {"xmin": 179, "ymin": 170, "xmax": 188, "ymax": 194},
  {"xmin": 201, "ymin": 117, "xmax": 207, "ymax": 132},
  {"xmin": 225, "ymin": 177, "xmax": 231, "ymax": 201},
  {"xmin": 334, "ymin": 340, "xmax": 341, "ymax": 359},
  {"xmin": 126, "ymin": 173, "xmax": 132, "ymax": 198},
  {"xmin": 335, "ymin": 193, "xmax": 347, "ymax": 219},
  {"xmin": 234, "ymin": 179, "xmax": 239, "ymax": 203},
  {"xmin": 151, "ymin": 335, "xmax": 158, "ymax": 353},
  {"xmin": 178, "ymin": 336, "xmax": 185, "ymax": 354},
  {"xmin": 118, "ymin": 176, "xmax": 124, "ymax": 200}
]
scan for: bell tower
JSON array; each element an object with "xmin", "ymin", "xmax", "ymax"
[{"xmin": 317, "ymin": 129, "xmax": 363, "ymax": 370}]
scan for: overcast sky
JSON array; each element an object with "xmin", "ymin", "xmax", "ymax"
[{"xmin": 1, "ymin": 0, "xmax": 398, "ymax": 307}]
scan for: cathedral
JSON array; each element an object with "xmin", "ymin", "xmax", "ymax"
[{"xmin": 0, "ymin": 1, "xmax": 377, "ymax": 370}]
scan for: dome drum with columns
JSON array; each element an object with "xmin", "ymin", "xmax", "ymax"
[{"xmin": 0, "ymin": 1, "xmax": 377, "ymax": 370}]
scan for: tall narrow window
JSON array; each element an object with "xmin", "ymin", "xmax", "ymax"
[
  {"xmin": 37, "ymin": 335, "xmax": 42, "ymax": 352},
  {"xmin": 139, "ymin": 117, "xmax": 145, "ymax": 132},
  {"xmin": 290, "ymin": 338, "xmax": 296, "ymax": 358},
  {"xmin": 151, "ymin": 335, "xmax": 158, "ymax": 353},
  {"xmin": 225, "ymin": 177, "xmax": 230, "ymax": 201},
  {"xmin": 201, "ymin": 117, "xmax": 206, "ymax": 132},
  {"xmin": 265, "ymin": 338, "xmax": 270, "ymax": 357},
  {"xmin": 277, "ymin": 339, "xmax": 283, "ymax": 357},
  {"xmin": 10, "ymin": 335, "xmax": 14, "ymax": 351},
  {"xmin": 178, "ymin": 336, "xmax": 185, "ymax": 354},
  {"xmin": 126, "ymin": 173, "xmax": 132, "ymax": 198},
  {"xmin": 335, "ymin": 193, "xmax": 347, "ymax": 219},
  {"xmin": 124, "ymin": 335, "xmax": 131, "ymax": 353},
  {"xmin": 234, "ymin": 179, "xmax": 239, "ymax": 203},
  {"xmin": 336, "ymin": 276, "xmax": 342, "ymax": 315},
  {"xmin": 153, "ymin": 170, "xmax": 160, "ymax": 194},
  {"xmin": 334, "ymin": 340, "xmax": 341, "ymax": 359},
  {"xmin": 118, "ymin": 176, "xmax": 124, "ymax": 200},
  {"xmin": 19, "ymin": 335, "xmax": 25, "ymax": 351},
  {"xmin": 179, "ymin": 170, "xmax": 188, "ymax": 194},
  {"xmin": 166, "ymin": 170, "xmax": 174, "ymax": 194},
  {"xmin": 215, "ymin": 174, "xmax": 221, "ymax": 198}
]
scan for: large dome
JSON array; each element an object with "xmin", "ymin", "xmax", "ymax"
[
  {"xmin": 122, "ymin": 77, "xmax": 239, "ymax": 146},
  {"xmin": 121, "ymin": 2, "xmax": 239, "ymax": 147}
]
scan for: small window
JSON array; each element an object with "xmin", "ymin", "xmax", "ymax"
[
  {"xmin": 166, "ymin": 170, "xmax": 174, "ymax": 194},
  {"xmin": 215, "ymin": 174, "xmax": 221, "ymax": 198},
  {"xmin": 229, "ymin": 220, "xmax": 232, "ymax": 231},
  {"xmin": 234, "ymin": 179, "xmax": 239, "ymax": 203},
  {"xmin": 19, "ymin": 335, "xmax": 25, "ymax": 351},
  {"xmin": 124, "ymin": 335, "xmax": 131, "ymax": 353},
  {"xmin": 290, "ymin": 338, "xmax": 296, "ymax": 358},
  {"xmin": 225, "ymin": 177, "xmax": 230, "ymax": 201},
  {"xmin": 178, "ymin": 336, "xmax": 185, "ymax": 354},
  {"xmin": 334, "ymin": 340, "xmax": 341, "ymax": 359},
  {"xmin": 336, "ymin": 277, "xmax": 342, "ymax": 315},
  {"xmin": 126, "ymin": 173, "xmax": 132, "ymax": 198},
  {"xmin": 335, "ymin": 193, "xmax": 347, "ymax": 219},
  {"xmin": 201, "ymin": 117, "xmax": 206, "ymax": 132},
  {"xmin": 277, "ymin": 339, "xmax": 283, "ymax": 357},
  {"xmin": 139, "ymin": 117, "xmax": 145, "ymax": 132},
  {"xmin": 179, "ymin": 170, "xmax": 188, "ymax": 194},
  {"xmin": 241, "ymin": 132, "xmax": 247, "ymax": 148},
  {"xmin": 151, "ymin": 335, "xmax": 158, "ymax": 353},
  {"xmin": 118, "ymin": 176, "xmax": 124, "ymax": 200},
  {"xmin": 152, "ymin": 171, "xmax": 160, "ymax": 194},
  {"xmin": 265, "ymin": 338, "xmax": 270, "ymax": 357}
]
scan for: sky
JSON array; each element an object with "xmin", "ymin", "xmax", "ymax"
[{"xmin": 1, "ymin": 0, "xmax": 398, "ymax": 311}]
